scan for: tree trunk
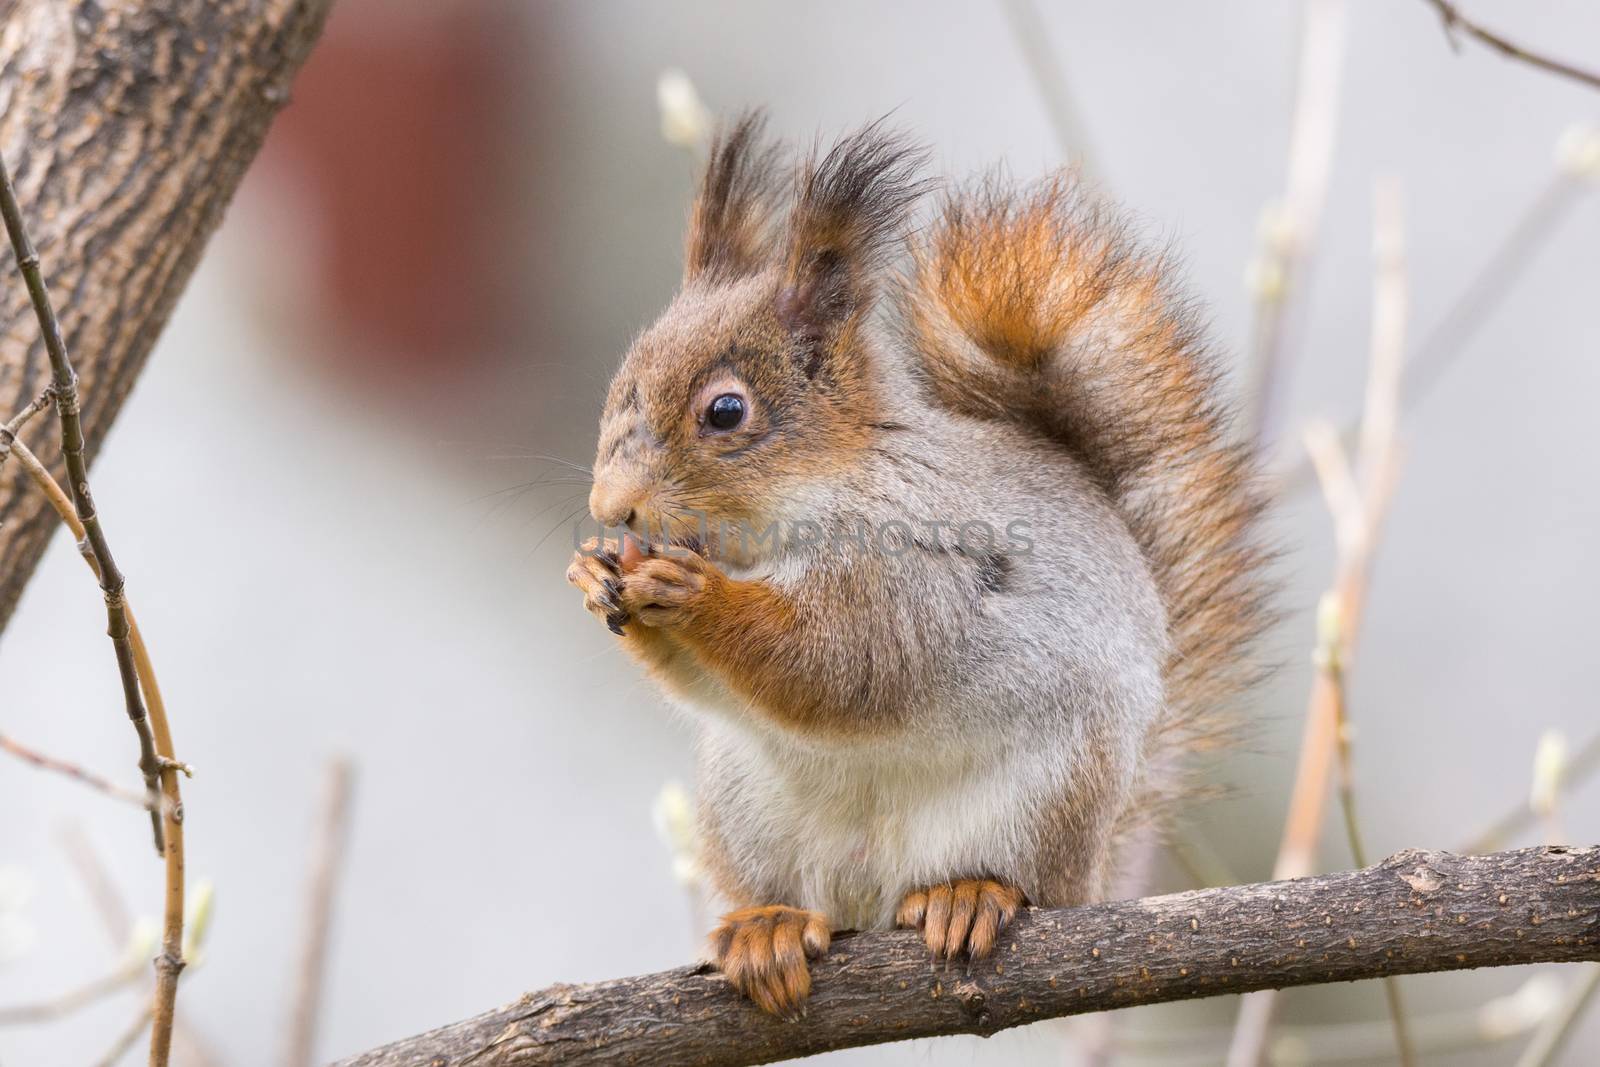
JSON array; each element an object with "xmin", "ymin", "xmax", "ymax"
[
  {"xmin": 0, "ymin": 0, "xmax": 334, "ymax": 633},
  {"xmin": 332, "ymin": 846, "xmax": 1600, "ymax": 1067}
]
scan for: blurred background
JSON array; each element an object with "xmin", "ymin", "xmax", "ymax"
[{"xmin": 2, "ymin": 0, "xmax": 1598, "ymax": 1063}]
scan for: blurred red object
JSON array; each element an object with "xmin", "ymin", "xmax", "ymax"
[{"xmin": 252, "ymin": 1, "xmax": 530, "ymax": 383}]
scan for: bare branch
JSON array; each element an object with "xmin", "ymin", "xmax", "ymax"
[
  {"xmin": 1468, "ymin": 731, "xmax": 1600, "ymax": 854},
  {"xmin": 1246, "ymin": 0, "xmax": 1348, "ymax": 446},
  {"xmin": 1120, "ymin": 973, "xmax": 1559, "ymax": 1060},
  {"xmin": 0, "ymin": 386, "xmax": 51, "ymax": 462},
  {"xmin": 0, "ymin": 0, "xmax": 336, "ymax": 634},
  {"xmin": 94, "ymin": 1005, "xmax": 155, "ymax": 1067},
  {"xmin": 0, "ymin": 958, "xmax": 144, "ymax": 1026},
  {"xmin": 59, "ymin": 823, "xmax": 134, "ymax": 945},
  {"xmin": 329, "ymin": 847, "xmax": 1599, "ymax": 1067},
  {"xmin": 1228, "ymin": 176, "xmax": 1413, "ymax": 1067},
  {"xmin": 1273, "ymin": 165, "xmax": 1592, "ymax": 498},
  {"xmin": 999, "ymin": 0, "xmax": 1099, "ymax": 176},
  {"xmin": 0, "ymin": 730, "xmax": 156, "ymax": 811},
  {"xmin": 284, "ymin": 757, "xmax": 356, "ymax": 1067},
  {"xmin": 0, "ymin": 148, "xmax": 165, "ymax": 853},
  {"xmin": 1517, "ymin": 963, "xmax": 1600, "ymax": 1067},
  {"xmin": 5, "ymin": 435, "xmax": 187, "ymax": 1067},
  {"xmin": 1317, "ymin": 593, "xmax": 1417, "ymax": 1067},
  {"xmin": 1422, "ymin": 0, "xmax": 1600, "ymax": 93}
]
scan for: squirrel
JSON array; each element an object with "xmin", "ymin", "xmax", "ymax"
[{"xmin": 566, "ymin": 113, "xmax": 1270, "ymax": 1017}]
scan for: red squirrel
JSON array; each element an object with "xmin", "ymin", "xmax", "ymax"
[{"xmin": 567, "ymin": 114, "xmax": 1270, "ymax": 1016}]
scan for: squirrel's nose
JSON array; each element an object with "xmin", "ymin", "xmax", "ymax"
[{"xmin": 588, "ymin": 482, "xmax": 638, "ymax": 529}]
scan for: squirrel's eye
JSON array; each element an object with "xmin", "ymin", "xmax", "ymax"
[{"xmin": 706, "ymin": 393, "xmax": 746, "ymax": 431}]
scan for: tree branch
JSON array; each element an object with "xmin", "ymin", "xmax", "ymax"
[
  {"xmin": 999, "ymin": 0, "xmax": 1099, "ymax": 177},
  {"xmin": 1226, "ymin": 175, "xmax": 1414, "ymax": 1067},
  {"xmin": 1245, "ymin": 0, "xmax": 1347, "ymax": 448},
  {"xmin": 284, "ymin": 756, "xmax": 356, "ymax": 1067},
  {"xmin": 0, "ymin": 0, "xmax": 335, "ymax": 635},
  {"xmin": 331, "ymin": 846, "xmax": 1599, "ymax": 1067},
  {"xmin": 1, "ymin": 144, "xmax": 168, "ymax": 854},
  {"xmin": 0, "ymin": 729, "xmax": 157, "ymax": 811},
  {"xmin": 1422, "ymin": 0, "xmax": 1600, "ymax": 93},
  {"xmin": 5, "ymin": 431, "xmax": 192, "ymax": 1065}
]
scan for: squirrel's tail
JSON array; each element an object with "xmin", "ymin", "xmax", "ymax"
[{"xmin": 900, "ymin": 174, "xmax": 1273, "ymax": 832}]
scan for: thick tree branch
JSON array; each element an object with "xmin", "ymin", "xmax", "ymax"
[
  {"xmin": 331, "ymin": 846, "xmax": 1599, "ymax": 1067},
  {"xmin": 0, "ymin": 0, "xmax": 336, "ymax": 635}
]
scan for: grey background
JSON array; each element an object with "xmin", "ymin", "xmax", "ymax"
[{"xmin": 1, "ymin": 1, "xmax": 1597, "ymax": 1063}]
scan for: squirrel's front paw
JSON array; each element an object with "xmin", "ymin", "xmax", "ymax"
[
  {"xmin": 709, "ymin": 905, "xmax": 830, "ymax": 1019},
  {"xmin": 565, "ymin": 537, "xmax": 629, "ymax": 634},
  {"xmin": 897, "ymin": 879, "xmax": 1024, "ymax": 962},
  {"xmin": 618, "ymin": 551, "xmax": 717, "ymax": 628}
]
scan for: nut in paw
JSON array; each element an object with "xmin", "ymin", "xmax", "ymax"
[{"xmin": 709, "ymin": 905, "xmax": 830, "ymax": 1018}]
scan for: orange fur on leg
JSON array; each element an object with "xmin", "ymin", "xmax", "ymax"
[
  {"xmin": 896, "ymin": 879, "xmax": 1023, "ymax": 961},
  {"xmin": 709, "ymin": 905, "xmax": 831, "ymax": 1018},
  {"xmin": 617, "ymin": 548, "xmax": 903, "ymax": 739}
]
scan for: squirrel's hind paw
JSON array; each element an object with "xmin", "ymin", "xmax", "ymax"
[
  {"xmin": 897, "ymin": 879, "xmax": 1024, "ymax": 962},
  {"xmin": 709, "ymin": 905, "xmax": 830, "ymax": 1019}
]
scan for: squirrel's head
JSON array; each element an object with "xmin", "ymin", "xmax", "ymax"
[{"xmin": 589, "ymin": 114, "xmax": 927, "ymax": 559}]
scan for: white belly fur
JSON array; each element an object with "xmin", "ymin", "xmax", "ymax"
[{"xmin": 696, "ymin": 715, "xmax": 1054, "ymax": 930}]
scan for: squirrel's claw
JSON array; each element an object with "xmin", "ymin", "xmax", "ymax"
[
  {"xmin": 709, "ymin": 905, "xmax": 830, "ymax": 1019},
  {"xmin": 896, "ymin": 879, "xmax": 1024, "ymax": 963},
  {"xmin": 567, "ymin": 538, "xmax": 630, "ymax": 632},
  {"xmin": 618, "ymin": 553, "xmax": 714, "ymax": 628}
]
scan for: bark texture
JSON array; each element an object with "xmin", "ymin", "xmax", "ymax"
[
  {"xmin": 0, "ymin": 0, "xmax": 334, "ymax": 632},
  {"xmin": 333, "ymin": 846, "xmax": 1600, "ymax": 1067}
]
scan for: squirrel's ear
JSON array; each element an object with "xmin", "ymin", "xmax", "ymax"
[
  {"xmin": 775, "ymin": 121, "xmax": 929, "ymax": 347},
  {"xmin": 684, "ymin": 111, "xmax": 781, "ymax": 284}
]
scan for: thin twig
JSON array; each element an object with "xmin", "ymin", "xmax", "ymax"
[
  {"xmin": 1422, "ymin": 0, "xmax": 1600, "ymax": 93},
  {"xmin": 999, "ymin": 0, "xmax": 1099, "ymax": 177},
  {"xmin": 284, "ymin": 757, "xmax": 356, "ymax": 1067},
  {"xmin": 84, "ymin": 883, "xmax": 215, "ymax": 1067},
  {"xmin": 1515, "ymin": 962, "xmax": 1600, "ymax": 1067},
  {"xmin": 1276, "ymin": 184, "xmax": 1408, "ymax": 886},
  {"xmin": 1304, "ymin": 421, "xmax": 1363, "ymax": 550},
  {"xmin": 1465, "ymin": 730, "xmax": 1600, "ymax": 854},
  {"xmin": 0, "ymin": 732, "xmax": 157, "ymax": 811},
  {"xmin": 59, "ymin": 823, "xmax": 135, "ymax": 944},
  {"xmin": 1316, "ymin": 593, "xmax": 1417, "ymax": 1067},
  {"xmin": 1227, "ymin": 178, "xmax": 1411, "ymax": 1067},
  {"xmin": 1164, "ymin": 832, "xmax": 1245, "ymax": 892},
  {"xmin": 0, "ymin": 959, "xmax": 145, "ymax": 1025},
  {"xmin": 1357, "ymin": 178, "xmax": 1406, "ymax": 485},
  {"xmin": 1274, "ymin": 170, "xmax": 1590, "ymax": 496},
  {"xmin": 0, "ymin": 151, "xmax": 165, "ymax": 854},
  {"xmin": 94, "ymin": 1006, "xmax": 153, "ymax": 1067},
  {"xmin": 1116, "ymin": 973, "xmax": 1561, "ymax": 1062},
  {"xmin": 1247, "ymin": 0, "xmax": 1348, "ymax": 446},
  {"xmin": 56, "ymin": 828, "xmax": 223, "ymax": 1067},
  {"xmin": 1395, "ymin": 172, "xmax": 1584, "ymax": 422},
  {"xmin": 0, "ymin": 387, "xmax": 52, "ymax": 466},
  {"xmin": 1319, "ymin": 599, "xmax": 1366, "ymax": 869},
  {"xmin": 6, "ymin": 436, "xmax": 186, "ymax": 1067}
]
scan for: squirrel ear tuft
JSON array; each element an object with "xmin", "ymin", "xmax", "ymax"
[
  {"xmin": 684, "ymin": 110, "xmax": 782, "ymax": 284},
  {"xmin": 776, "ymin": 120, "xmax": 930, "ymax": 343}
]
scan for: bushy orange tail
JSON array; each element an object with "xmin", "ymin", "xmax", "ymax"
[{"xmin": 900, "ymin": 175, "xmax": 1273, "ymax": 824}]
